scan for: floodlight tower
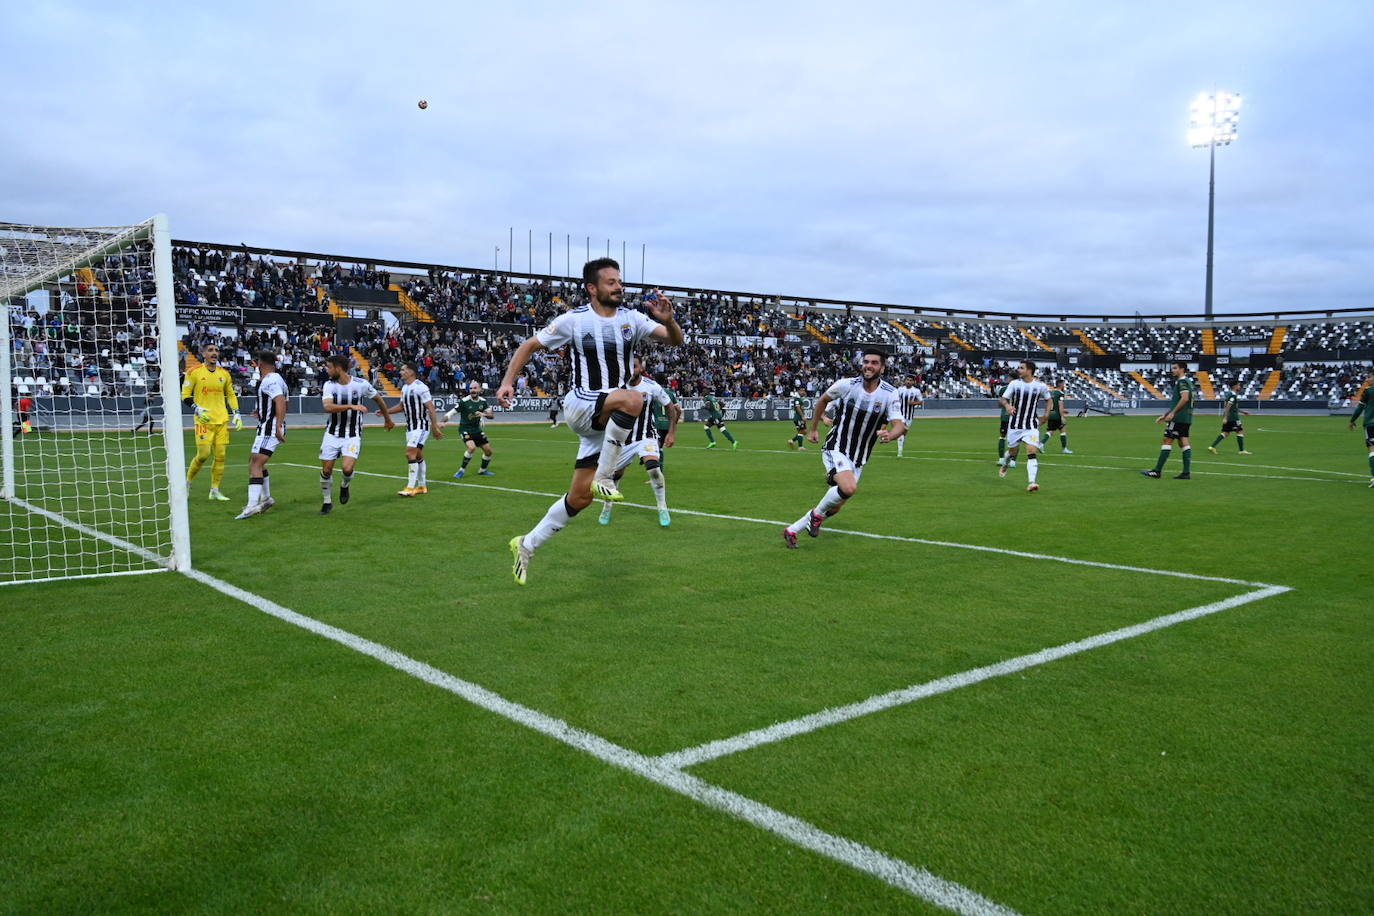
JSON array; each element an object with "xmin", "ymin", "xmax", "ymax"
[{"xmin": 1189, "ymin": 91, "xmax": 1241, "ymax": 321}]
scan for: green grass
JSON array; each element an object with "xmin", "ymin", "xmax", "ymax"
[{"xmin": 2, "ymin": 415, "xmax": 1371, "ymax": 914}]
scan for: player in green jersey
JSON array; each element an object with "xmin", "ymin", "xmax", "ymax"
[
  {"xmin": 445, "ymin": 381, "xmax": 496, "ymax": 478},
  {"xmin": 1142, "ymin": 362, "xmax": 1195, "ymax": 479},
  {"xmin": 1038, "ymin": 381, "xmax": 1073, "ymax": 453},
  {"xmin": 702, "ymin": 393, "xmax": 738, "ymax": 449},
  {"xmin": 1348, "ymin": 366, "xmax": 1374, "ymax": 487},
  {"xmin": 995, "ymin": 381, "xmax": 1015, "ymax": 467},
  {"xmin": 787, "ymin": 389, "xmax": 809, "ymax": 450},
  {"xmin": 1209, "ymin": 379, "xmax": 1253, "ymax": 455}
]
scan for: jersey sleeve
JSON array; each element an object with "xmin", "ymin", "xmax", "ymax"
[
  {"xmin": 535, "ymin": 312, "xmax": 575, "ymax": 349},
  {"xmin": 223, "ymin": 374, "xmax": 239, "ymax": 410},
  {"xmin": 180, "ymin": 367, "xmax": 197, "ymax": 401},
  {"xmin": 320, "ymin": 382, "xmax": 334, "ymax": 407},
  {"xmin": 419, "ymin": 384, "xmax": 433, "ymax": 404},
  {"xmin": 824, "ymin": 378, "xmax": 852, "ymax": 400},
  {"xmin": 633, "ymin": 309, "xmax": 661, "ymax": 343},
  {"xmin": 886, "ymin": 392, "xmax": 904, "ymax": 423},
  {"xmin": 650, "ymin": 383, "xmax": 671, "ymax": 408},
  {"xmin": 361, "ymin": 381, "xmax": 378, "ymax": 400}
]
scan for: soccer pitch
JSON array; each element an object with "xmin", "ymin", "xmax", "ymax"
[{"xmin": 2, "ymin": 416, "xmax": 1370, "ymax": 913}]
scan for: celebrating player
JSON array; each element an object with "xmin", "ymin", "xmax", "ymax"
[
  {"xmin": 702, "ymin": 392, "xmax": 738, "ymax": 449},
  {"xmin": 498, "ymin": 258, "xmax": 684, "ymax": 585},
  {"xmin": 386, "ymin": 362, "xmax": 442, "ymax": 497},
  {"xmin": 1142, "ymin": 362, "xmax": 1196, "ymax": 480},
  {"xmin": 318, "ymin": 354, "xmax": 393, "ymax": 514},
  {"xmin": 181, "ymin": 343, "xmax": 242, "ymax": 501},
  {"xmin": 598, "ymin": 356, "xmax": 680, "ymax": 527},
  {"xmin": 895, "ymin": 374, "xmax": 923, "ymax": 458},
  {"xmin": 782, "ymin": 350, "xmax": 905, "ymax": 548},
  {"xmin": 1348, "ymin": 366, "xmax": 1374, "ymax": 487},
  {"xmin": 787, "ymin": 388, "xmax": 809, "ymax": 450},
  {"xmin": 235, "ymin": 351, "xmax": 287, "ymax": 519},
  {"xmin": 1039, "ymin": 380, "xmax": 1073, "ymax": 453},
  {"xmin": 1208, "ymin": 380, "xmax": 1252, "ymax": 455},
  {"xmin": 446, "ymin": 381, "xmax": 496, "ymax": 478},
  {"xmin": 997, "ymin": 360, "xmax": 1050, "ymax": 492}
]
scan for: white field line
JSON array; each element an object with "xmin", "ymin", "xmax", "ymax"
[
  {"xmin": 180, "ymin": 565, "xmax": 1019, "ymax": 916},
  {"xmin": 2, "ymin": 496, "xmax": 171, "ymax": 585},
  {"xmin": 655, "ymin": 584, "xmax": 1291, "ymax": 769},
  {"xmin": 492, "ymin": 436, "xmax": 1367, "ymax": 484},
  {"xmin": 279, "ymin": 463, "xmax": 1274, "ymax": 588}
]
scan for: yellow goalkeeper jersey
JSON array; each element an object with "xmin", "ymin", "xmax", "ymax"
[{"xmin": 181, "ymin": 365, "xmax": 239, "ymax": 425}]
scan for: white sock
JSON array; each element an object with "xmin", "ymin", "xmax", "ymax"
[
  {"xmin": 897, "ymin": 434, "xmax": 905, "ymax": 456},
  {"xmin": 1027, "ymin": 456, "xmax": 1038, "ymax": 484},
  {"xmin": 261, "ymin": 471, "xmax": 271, "ymax": 500},
  {"xmin": 647, "ymin": 467, "xmax": 667, "ymax": 509},
  {"xmin": 417, "ymin": 459, "xmax": 426, "ymax": 487},
  {"xmin": 526, "ymin": 495, "xmax": 576, "ymax": 550},
  {"xmin": 320, "ymin": 473, "xmax": 332, "ymax": 503},
  {"xmin": 595, "ymin": 410, "xmax": 637, "ymax": 481},
  {"xmin": 999, "ymin": 453, "xmax": 1011, "ymax": 467},
  {"xmin": 342, "ymin": 471, "xmax": 353, "ymax": 488},
  {"xmin": 787, "ymin": 511, "xmax": 811, "ymax": 534},
  {"xmin": 814, "ymin": 485, "xmax": 845, "ymax": 516},
  {"xmin": 406, "ymin": 461, "xmax": 419, "ymax": 488},
  {"xmin": 247, "ymin": 481, "xmax": 262, "ymax": 507}
]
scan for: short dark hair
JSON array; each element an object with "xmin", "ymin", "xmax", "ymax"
[
  {"xmin": 582, "ymin": 258, "xmax": 620, "ymax": 286},
  {"xmin": 324, "ymin": 354, "xmax": 349, "ymax": 372},
  {"xmin": 402, "ymin": 362, "xmax": 418, "ymax": 374},
  {"xmin": 861, "ymin": 349, "xmax": 887, "ymax": 363},
  {"xmin": 1173, "ymin": 361, "xmax": 1189, "ymax": 371},
  {"xmin": 1020, "ymin": 359, "xmax": 1036, "ymax": 372},
  {"xmin": 1230, "ymin": 379, "xmax": 1241, "ymax": 387},
  {"xmin": 255, "ymin": 351, "xmax": 277, "ymax": 366}
]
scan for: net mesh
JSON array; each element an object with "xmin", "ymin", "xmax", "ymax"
[{"xmin": 2, "ymin": 220, "xmax": 183, "ymax": 584}]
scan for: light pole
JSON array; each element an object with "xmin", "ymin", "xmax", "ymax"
[{"xmin": 1189, "ymin": 91, "xmax": 1241, "ymax": 322}]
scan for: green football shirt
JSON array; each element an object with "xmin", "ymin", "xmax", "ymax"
[
  {"xmin": 1354, "ymin": 386, "xmax": 1374, "ymax": 427},
  {"xmin": 1048, "ymin": 388, "xmax": 1064, "ymax": 419},
  {"xmin": 997, "ymin": 384, "xmax": 1010, "ymax": 420},
  {"xmin": 455, "ymin": 396, "xmax": 490, "ymax": 434},
  {"xmin": 791, "ymin": 396, "xmax": 808, "ymax": 421},
  {"xmin": 652, "ymin": 388, "xmax": 679, "ymax": 431},
  {"xmin": 1223, "ymin": 390, "xmax": 1241, "ymax": 422},
  {"xmin": 1170, "ymin": 377, "xmax": 1195, "ymax": 423},
  {"xmin": 704, "ymin": 395, "xmax": 724, "ymax": 418}
]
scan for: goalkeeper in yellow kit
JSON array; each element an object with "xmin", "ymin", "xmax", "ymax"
[{"xmin": 180, "ymin": 343, "xmax": 242, "ymax": 500}]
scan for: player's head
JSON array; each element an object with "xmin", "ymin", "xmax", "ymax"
[
  {"xmin": 400, "ymin": 362, "xmax": 418, "ymax": 383},
  {"xmin": 324, "ymin": 354, "xmax": 350, "ymax": 381},
  {"xmin": 1366, "ymin": 365, "xmax": 1374, "ymax": 378},
  {"xmin": 1172, "ymin": 361, "xmax": 1189, "ymax": 378},
  {"xmin": 255, "ymin": 351, "xmax": 277, "ymax": 372},
  {"xmin": 1229, "ymin": 379, "xmax": 1241, "ymax": 390},
  {"xmin": 904, "ymin": 374, "xmax": 916, "ymax": 385},
  {"xmin": 630, "ymin": 354, "xmax": 645, "ymax": 385},
  {"xmin": 860, "ymin": 349, "xmax": 886, "ymax": 379},
  {"xmin": 1018, "ymin": 359, "xmax": 1036, "ymax": 380},
  {"xmin": 468, "ymin": 380, "xmax": 482, "ymax": 396},
  {"xmin": 583, "ymin": 258, "xmax": 622, "ymax": 307},
  {"xmin": 201, "ymin": 343, "xmax": 219, "ymax": 366}
]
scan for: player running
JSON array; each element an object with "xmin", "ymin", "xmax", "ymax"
[
  {"xmin": 1039, "ymin": 380, "xmax": 1073, "ymax": 453},
  {"xmin": 182, "ymin": 343, "xmax": 242, "ymax": 502},
  {"xmin": 1142, "ymin": 362, "xmax": 1196, "ymax": 480},
  {"xmin": 997, "ymin": 360, "xmax": 1049, "ymax": 492},
  {"xmin": 318, "ymin": 354, "xmax": 393, "ymax": 514},
  {"xmin": 446, "ymin": 381, "xmax": 496, "ymax": 478},
  {"xmin": 782, "ymin": 350, "xmax": 905, "ymax": 548},
  {"xmin": 235, "ymin": 352, "xmax": 287, "ymax": 519},
  {"xmin": 1348, "ymin": 366, "xmax": 1374, "ymax": 487},
  {"xmin": 895, "ymin": 374, "xmax": 923, "ymax": 457},
  {"xmin": 498, "ymin": 258, "xmax": 684, "ymax": 585},
  {"xmin": 1208, "ymin": 380, "xmax": 1252, "ymax": 455},
  {"xmin": 702, "ymin": 393, "xmax": 738, "ymax": 449},
  {"xmin": 786, "ymin": 389, "xmax": 809, "ymax": 450},
  {"xmin": 598, "ymin": 356, "xmax": 680, "ymax": 527},
  {"xmin": 386, "ymin": 362, "xmax": 442, "ymax": 497}
]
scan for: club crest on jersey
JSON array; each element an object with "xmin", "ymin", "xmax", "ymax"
[{"xmin": 620, "ymin": 322, "xmax": 633, "ymax": 341}]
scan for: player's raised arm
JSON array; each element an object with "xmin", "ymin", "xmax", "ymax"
[
  {"xmin": 497, "ymin": 337, "xmax": 547, "ymax": 408},
  {"xmin": 643, "ymin": 290, "xmax": 684, "ymax": 346}
]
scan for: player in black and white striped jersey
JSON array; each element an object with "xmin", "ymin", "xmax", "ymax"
[
  {"xmin": 894, "ymin": 374, "xmax": 924, "ymax": 458},
  {"xmin": 235, "ymin": 351, "xmax": 289, "ymax": 519},
  {"xmin": 783, "ymin": 350, "xmax": 906, "ymax": 548},
  {"xmin": 996, "ymin": 359, "xmax": 1050, "ymax": 492},
  {"xmin": 318, "ymin": 354, "xmax": 393, "ymax": 514},
  {"xmin": 384, "ymin": 362, "xmax": 443, "ymax": 496}
]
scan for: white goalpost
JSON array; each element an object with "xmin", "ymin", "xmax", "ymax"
[{"xmin": 1, "ymin": 215, "xmax": 190, "ymax": 585}]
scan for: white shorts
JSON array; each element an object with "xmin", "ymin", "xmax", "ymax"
[
  {"xmin": 319, "ymin": 433, "xmax": 361, "ymax": 461},
  {"xmin": 563, "ymin": 389, "xmax": 609, "ymax": 467},
  {"xmin": 252, "ymin": 432, "xmax": 281, "ymax": 455},
  {"xmin": 615, "ymin": 437, "xmax": 661, "ymax": 473},
  {"xmin": 1007, "ymin": 428, "xmax": 1042, "ymax": 449},
  {"xmin": 821, "ymin": 449, "xmax": 864, "ymax": 483},
  {"xmin": 406, "ymin": 429, "xmax": 430, "ymax": 449}
]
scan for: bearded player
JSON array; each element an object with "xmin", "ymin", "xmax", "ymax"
[{"xmin": 181, "ymin": 342, "xmax": 241, "ymax": 501}]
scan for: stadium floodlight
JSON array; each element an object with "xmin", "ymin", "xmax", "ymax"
[{"xmin": 1190, "ymin": 91, "xmax": 1242, "ymax": 321}]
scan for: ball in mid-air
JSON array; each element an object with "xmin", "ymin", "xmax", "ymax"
[{"xmin": 417, "ymin": 99, "xmax": 428, "ymax": 110}]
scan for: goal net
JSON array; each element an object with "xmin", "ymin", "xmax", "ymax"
[{"xmin": 1, "ymin": 216, "xmax": 190, "ymax": 585}]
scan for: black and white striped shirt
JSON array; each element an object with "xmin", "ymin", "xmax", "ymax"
[
  {"xmin": 535, "ymin": 305, "xmax": 661, "ymax": 393},
  {"xmin": 322, "ymin": 376, "xmax": 377, "ymax": 438},
  {"xmin": 255, "ymin": 372, "xmax": 288, "ymax": 435},
  {"xmin": 896, "ymin": 385, "xmax": 924, "ymax": 421},
  {"xmin": 822, "ymin": 377, "xmax": 903, "ymax": 467},
  {"xmin": 626, "ymin": 377, "xmax": 671, "ymax": 443},
  {"xmin": 1002, "ymin": 379, "xmax": 1049, "ymax": 431},
  {"xmin": 401, "ymin": 379, "xmax": 433, "ymax": 431}
]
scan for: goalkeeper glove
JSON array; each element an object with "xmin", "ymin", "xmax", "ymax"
[
  {"xmin": 229, "ymin": 411, "xmax": 243, "ymax": 430},
  {"xmin": 193, "ymin": 404, "xmax": 210, "ymax": 423}
]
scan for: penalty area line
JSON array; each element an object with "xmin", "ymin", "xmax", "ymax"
[
  {"xmin": 178, "ymin": 564, "xmax": 1020, "ymax": 916},
  {"xmin": 655, "ymin": 583, "xmax": 1292, "ymax": 769}
]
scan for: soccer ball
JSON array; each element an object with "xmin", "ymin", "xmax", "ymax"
[{"xmin": 417, "ymin": 100, "xmax": 428, "ymax": 110}]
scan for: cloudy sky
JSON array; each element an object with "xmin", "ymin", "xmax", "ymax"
[{"xmin": 3, "ymin": 0, "xmax": 1371, "ymax": 316}]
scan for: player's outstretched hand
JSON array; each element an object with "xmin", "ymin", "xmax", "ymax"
[
  {"xmin": 806, "ymin": 429, "xmax": 819, "ymax": 444},
  {"xmin": 496, "ymin": 384, "xmax": 515, "ymax": 409},
  {"xmin": 645, "ymin": 288, "xmax": 673, "ymax": 322}
]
